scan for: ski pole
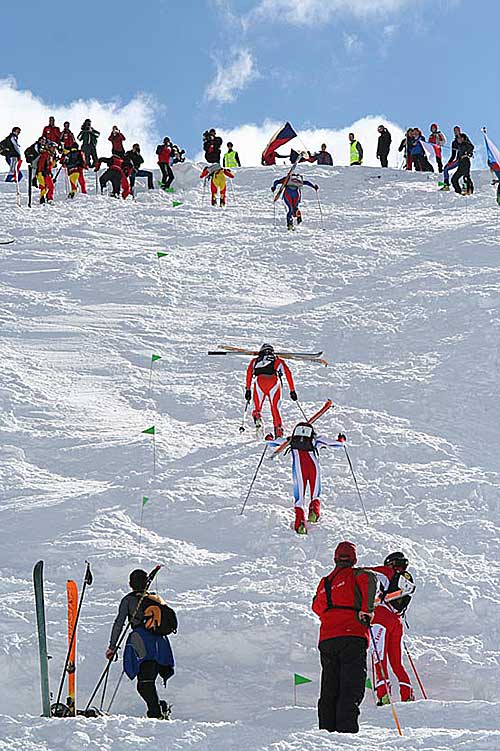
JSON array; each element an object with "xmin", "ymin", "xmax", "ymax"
[
  {"xmin": 99, "ymin": 660, "xmax": 111, "ymax": 711},
  {"xmin": 369, "ymin": 625, "xmax": 403, "ymax": 736},
  {"xmin": 239, "ymin": 401, "xmax": 249, "ymax": 433},
  {"xmin": 239, "ymin": 445, "xmax": 268, "ymax": 515},
  {"xmin": 106, "ymin": 669, "xmax": 125, "ymax": 712},
  {"xmin": 403, "ymin": 641, "xmax": 428, "ymax": 699},
  {"xmin": 316, "ymin": 190, "xmax": 324, "ymax": 230},
  {"xmin": 343, "ymin": 445, "xmax": 370, "ymax": 525},
  {"xmin": 295, "ymin": 400, "xmax": 309, "ymax": 422},
  {"xmin": 28, "ymin": 164, "xmax": 32, "ymax": 208},
  {"xmin": 53, "ymin": 165, "xmax": 63, "ymax": 185},
  {"xmin": 53, "ymin": 561, "xmax": 93, "ymax": 713},
  {"xmin": 84, "ymin": 565, "xmax": 161, "ymax": 712}
]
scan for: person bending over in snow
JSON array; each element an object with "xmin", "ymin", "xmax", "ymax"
[
  {"xmin": 200, "ymin": 163, "xmax": 234, "ymax": 206},
  {"xmin": 106, "ymin": 569, "xmax": 176, "ymax": 720},
  {"xmin": 95, "ymin": 154, "xmax": 131, "ymax": 199},
  {"xmin": 368, "ymin": 552, "xmax": 416, "ymax": 705},
  {"xmin": 271, "ymin": 172, "xmax": 318, "ymax": 230},
  {"xmin": 269, "ymin": 424, "xmax": 346, "ymax": 534},
  {"xmin": 245, "ymin": 344, "xmax": 297, "ymax": 439}
]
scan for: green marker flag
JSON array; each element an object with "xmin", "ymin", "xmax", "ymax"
[
  {"xmin": 151, "ymin": 354, "xmax": 161, "ymax": 363},
  {"xmin": 294, "ymin": 674, "xmax": 312, "ymax": 686},
  {"xmin": 166, "ymin": 187, "xmax": 174, "ymax": 194},
  {"xmin": 142, "ymin": 496, "xmax": 149, "ymax": 507},
  {"xmin": 142, "ymin": 426, "xmax": 155, "ymax": 435},
  {"xmin": 156, "ymin": 251, "xmax": 168, "ymax": 259},
  {"xmin": 365, "ymin": 677, "xmax": 372, "ymax": 689},
  {"xmin": 172, "ymin": 200, "xmax": 183, "ymax": 208}
]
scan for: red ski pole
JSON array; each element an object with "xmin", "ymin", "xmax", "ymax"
[{"xmin": 403, "ymin": 641, "xmax": 428, "ymax": 699}]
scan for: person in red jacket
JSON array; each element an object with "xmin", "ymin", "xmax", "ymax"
[
  {"xmin": 312, "ymin": 541, "xmax": 377, "ymax": 734},
  {"xmin": 368, "ymin": 552, "xmax": 415, "ymax": 705},
  {"xmin": 156, "ymin": 137, "xmax": 174, "ymax": 189},
  {"xmin": 109, "ymin": 126, "xmax": 126, "ymax": 156},
  {"xmin": 42, "ymin": 116, "xmax": 61, "ymax": 147},
  {"xmin": 60, "ymin": 121, "xmax": 76, "ymax": 150},
  {"xmin": 245, "ymin": 343, "xmax": 296, "ymax": 438},
  {"xmin": 199, "ymin": 163, "xmax": 234, "ymax": 206},
  {"xmin": 428, "ymin": 124, "xmax": 446, "ymax": 173},
  {"xmin": 36, "ymin": 144, "xmax": 56, "ymax": 204}
]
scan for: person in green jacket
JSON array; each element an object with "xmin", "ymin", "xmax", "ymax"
[
  {"xmin": 348, "ymin": 133, "xmax": 363, "ymax": 166},
  {"xmin": 223, "ymin": 142, "xmax": 241, "ymax": 168}
]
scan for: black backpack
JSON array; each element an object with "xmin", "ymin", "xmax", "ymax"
[
  {"xmin": 253, "ymin": 353, "xmax": 276, "ymax": 377},
  {"xmin": 384, "ymin": 571, "xmax": 415, "ymax": 614},
  {"xmin": 142, "ymin": 595, "xmax": 178, "ymax": 636},
  {"xmin": 0, "ymin": 136, "xmax": 11, "ymax": 155},
  {"xmin": 24, "ymin": 143, "xmax": 39, "ymax": 164},
  {"xmin": 289, "ymin": 422, "xmax": 316, "ymax": 452}
]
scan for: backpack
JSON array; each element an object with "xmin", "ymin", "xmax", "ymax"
[
  {"xmin": 289, "ymin": 422, "xmax": 316, "ymax": 452},
  {"xmin": 287, "ymin": 175, "xmax": 304, "ymax": 189},
  {"xmin": 323, "ymin": 567, "xmax": 377, "ymax": 622},
  {"xmin": 142, "ymin": 594, "xmax": 178, "ymax": 636},
  {"xmin": 24, "ymin": 143, "xmax": 39, "ymax": 164},
  {"xmin": 253, "ymin": 353, "xmax": 277, "ymax": 377},
  {"xmin": 383, "ymin": 570, "xmax": 415, "ymax": 614},
  {"xmin": 0, "ymin": 136, "xmax": 11, "ymax": 155}
]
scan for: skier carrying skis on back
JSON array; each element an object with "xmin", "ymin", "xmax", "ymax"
[
  {"xmin": 245, "ymin": 344, "xmax": 297, "ymax": 439},
  {"xmin": 368, "ymin": 552, "xmax": 416, "ymax": 705},
  {"xmin": 106, "ymin": 569, "xmax": 176, "ymax": 719},
  {"xmin": 271, "ymin": 172, "xmax": 318, "ymax": 230},
  {"xmin": 269, "ymin": 424, "xmax": 346, "ymax": 534}
]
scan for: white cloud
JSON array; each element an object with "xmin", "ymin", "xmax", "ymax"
[
  {"xmin": 0, "ymin": 77, "xmax": 162, "ymax": 168},
  {"xmin": 205, "ymin": 48, "xmax": 258, "ymax": 104},
  {"xmin": 195, "ymin": 116, "xmax": 406, "ymax": 168},
  {"xmin": 253, "ymin": 0, "xmax": 421, "ymax": 25}
]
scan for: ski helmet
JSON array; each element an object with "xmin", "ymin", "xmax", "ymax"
[
  {"xmin": 334, "ymin": 541, "xmax": 357, "ymax": 565},
  {"xmin": 259, "ymin": 343, "xmax": 274, "ymax": 355},
  {"xmin": 129, "ymin": 568, "xmax": 148, "ymax": 591},
  {"xmin": 384, "ymin": 552, "xmax": 408, "ymax": 570}
]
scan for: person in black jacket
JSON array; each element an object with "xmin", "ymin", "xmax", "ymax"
[
  {"xmin": 106, "ymin": 569, "xmax": 174, "ymax": 719},
  {"xmin": 203, "ymin": 128, "xmax": 223, "ymax": 164},
  {"xmin": 451, "ymin": 133, "xmax": 474, "ymax": 195},
  {"xmin": 78, "ymin": 119, "xmax": 100, "ymax": 168},
  {"xmin": 376, "ymin": 125, "xmax": 391, "ymax": 168},
  {"xmin": 441, "ymin": 126, "xmax": 472, "ymax": 191},
  {"xmin": 125, "ymin": 144, "xmax": 154, "ymax": 190}
]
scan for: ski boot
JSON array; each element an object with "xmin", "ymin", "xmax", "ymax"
[
  {"xmin": 40, "ymin": 196, "xmax": 45, "ymax": 204},
  {"xmin": 294, "ymin": 508, "xmax": 307, "ymax": 535},
  {"xmin": 308, "ymin": 499, "xmax": 321, "ymax": 523},
  {"xmin": 439, "ymin": 184, "xmax": 450, "ymax": 192},
  {"xmin": 159, "ymin": 700, "xmax": 172, "ymax": 719},
  {"xmin": 295, "ymin": 209, "xmax": 302, "ymax": 225},
  {"xmin": 68, "ymin": 191, "xmax": 76, "ymax": 199},
  {"xmin": 401, "ymin": 689, "xmax": 415, "ymax": 702},
  {"xmin": 274, "ymin": 425, "xmax": 284, "ymax": 439},
  {"xmin": 287, "ymin": 220, "xmax": 294, "ymax": 231},
  {"xmin": 220, "ymin": 197, "xmax": 226, "ymax": 207},
  {"xmin": 211, "ymin": 196, "xmax": 217, "ymax": 206},
  {"xmin": 376, "ymin": 694, "xmax": 390, "ymax": 706}
]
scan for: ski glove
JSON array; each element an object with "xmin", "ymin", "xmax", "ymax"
[
  {"xmin": 337, "ymin": 433, "xmax": 346, "ymax": 442},
  {"xmin": 271, "ymin": 185, "xmax": 275, "ymax": 192},
  {"xmin": 290, "ymin": 390, "xmax": 298, "ymax": 401},
  {"xmin": 314, "ymin": 185, "xmax": 319, "ymax": 191},
  {"xmin": 245, "ymin": 388, "xmax": 252, "ymax": 402},
  {"xmin": 358, "ymin": 611, "xmax": 374, "ymax": 626}
]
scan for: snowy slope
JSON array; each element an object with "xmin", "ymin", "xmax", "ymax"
[{"xmin": 0, "ymin": 163, "xmax": 499, "ymax": 751}]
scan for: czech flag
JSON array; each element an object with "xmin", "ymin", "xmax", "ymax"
[
  {"xmin": 483, "ymin": 129, "xmax": 500, "ymax": 177},
  {"xmin": 262, "ymin": 122, "xmax": 297, "ymax": 164}
]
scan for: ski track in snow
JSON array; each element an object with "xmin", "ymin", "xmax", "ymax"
[{"xmin": 0, "ymin": 164, "xmax": 499, "ymax": 749}]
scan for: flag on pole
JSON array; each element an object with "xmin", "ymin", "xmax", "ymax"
[
  {"xmin": 294, "ymin": 673, "xmax": 312, "ymax": 686},
  {"xmin": 151, "ymin": 354, "xmax": 161, "ymax": 363},
  {"xmin": 365, "ymin": 677, "xmax": 373, "ymax": 689},
  {"xmin": 142, "ymin": 426, "xmax": 155, "ymax": 435},
  {"xmin": 483, "ymin": 129, "xmax": 500, "ymax": 177},
  {"xmin": 156, "ymin": 251, "xmax": 168, "ymax": 259},
  {"xmin": 262, "ymin": 122, "xmax": 297, "ymax": 164},
  {"xmin": 142, "ymin": 496, "xmax": 149, "ymax": 507},
  {"xmin": 421, "ymin": 140, "xmax": 438, "ymax": 170},
  {"xmin": 172, "ymin": 201, "xmax": 183, "ymax": 207}
]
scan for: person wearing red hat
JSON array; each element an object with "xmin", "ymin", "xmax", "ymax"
[{"xmin": 312, "ymin": 542, "xmax": 377, "ymax": 733}]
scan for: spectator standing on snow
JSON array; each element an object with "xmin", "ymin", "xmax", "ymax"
[
  {"xmin": 0, "ymin": 127, "xmax": 22, "ymax": 171},
  {"xmin": 399, "ymin": 129, "xmax": 413, "ymax": 170},
  {"xmin": 428, "ymin": 123, "xmax": 446, "ymax": 173},
  {"xmin": 376, "ymin": 125, "xmax": 392, "ymax": 168},
  {"xmin": 223, "ymin": 142, "xmax": 241, "ymax": 168},
  {"xmin": 42, "ymin": 116, "xmax": 61, "ymax": 147},
  {"xmin": 60, "ymin": 121, "xmax": 76, "ymax": 151},
  {"xmin": 109, "ymin": 126, "xmax": 126, "ymax": 156},
  {"xmin": 349, "ymin": 133, "xmax": 363, "ymax": 165},
  {"xmin": 312, "ymin": 542, "xmax": 377, "ymax": 734},
  {"xmin": 125, "ymin": 143, "xmax": 154, "ymax": 190},
  {"xmin": 312, "ymin": 144, "xmax": 333, "ymax": 166},
  {"xmin": 441, "ymin": 126, "xmax": 471, "ymax": 191},
  {"xmin": 451, "ymin": 133, "xmax": 474, "ymax": 195},
  {"xmin": 156, "ymin": 137, "xmax": 174, "ymax": 190},
  {"xmin": 203, "ymin": 128, "xmax": 223, "ymax": 164},
  {"xmin": 78, "ymin": 119, "xmax": 100, "ymax": 168}
]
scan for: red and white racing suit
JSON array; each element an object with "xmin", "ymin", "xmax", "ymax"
[{"xmin": 245, "ymin": 356, "xmax": 295, "ymax": 431}]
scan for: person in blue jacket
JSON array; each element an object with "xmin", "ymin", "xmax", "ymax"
[
  {"xmin": 271, "ymin": 172, "xmax": 319, "ymax": 230},
  {"xmin": 106, "ymin": 569, "xmax": 175, "ymax": 719}
]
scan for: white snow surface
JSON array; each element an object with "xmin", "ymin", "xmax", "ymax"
[{"xmin": 0, "ymin": 163, "xmax": 499, "ymax": 750}]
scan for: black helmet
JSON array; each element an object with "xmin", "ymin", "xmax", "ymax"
[
  {"xmin": 129, "ymin": 568, "xmax": 148, "ymax": 591},
  {"xmin": 259, "ymin": 343, "xmax": 274, "ymax": 355},
  {"xmin": 384, "ymin": 552, "xmax": 408, "ymax": 570}
]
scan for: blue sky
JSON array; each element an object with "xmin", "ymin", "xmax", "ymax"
[{"xmin": 2, "ymin": 0, "xmax": 498, "ymax": 157}]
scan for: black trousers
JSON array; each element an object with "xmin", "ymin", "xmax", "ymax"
[
  {"xmin": 159, "ymin": 162, "xmax": 174, "ymax": 188},
  {"xmin": 83, "ymin": 144, "xmax": 98, "ymax": 168},
  {"xmin": 318, "ymin": 636, "xmax": 367, "ymax": 734},
  {"xmin": 137, "ymin": 660, "xmax": 161, "ymax": 717},
  {"xmin": 452, "ymin": 157, "xmax": 473, "ymax": 194},
  {"xmin": 379, "ymin": 152, "xmax": 389, "ymax": 168},
  {"xmin": 99, "ymin": 168, "xmax": 121, "ymax": 196}
]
